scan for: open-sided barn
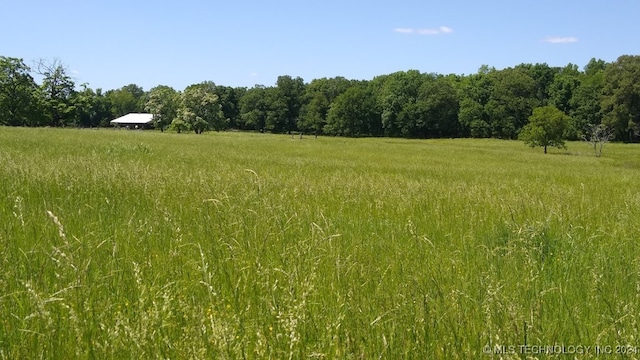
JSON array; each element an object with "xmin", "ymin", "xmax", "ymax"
[{"xmin": 110, "ymin": 113, "xmax": 154, "ymax": 129}]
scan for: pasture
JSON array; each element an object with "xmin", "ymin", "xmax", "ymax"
[{"xmin": 1, "ymin": 127, "xmax": 639, "ymax": 358}]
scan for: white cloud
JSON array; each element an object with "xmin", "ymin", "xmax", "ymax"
[
  {"xmin": 393, "ymin": 28, "xmax": 414, "ymax": 34},
  {"xmin": 543, "ymin": 36, "xmax": 578, "ymax": 44},
  {"xmin": 395, "ymin": 26, "xmax": 453, "ymax": 36},
  {"xmin": 250, "ymin": 72, "xmax": 259, "ymax": 77},
  {"xmin": 417, "ymin": 28, "xmax": 440, "ymax": 35}
]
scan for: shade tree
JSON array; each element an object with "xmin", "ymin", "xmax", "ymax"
[
  {"xmin": 239, "ymin": 85, "xmax": 270, "ymax": 131},
  {"xmin": 36, "ymin": 58, "xmax": 76, "ymax": 127},
  {"xmin": 106, "ymin": 83, "xmax": 146, "ymax": 119},
  {"xmin": 0, "ymin": 56, "xmax": 39, "ymax": 126},
  {"xmin": 298, "ymin": 76, "xmax": 352, "ymax": 136},
  {"xmin": 178, "ymin": 81, "xmax": 225, "ymax": 134},
  {"xmin": 145, "ymin": 85, "xmax": 180, "ymax": 132},
  {"xmin": 548, "ymin": 64, "xmax": 581, "ymax": 115},
  {"xmin": 519, "ymin": 105, "xmax": 570, "ymax": 154},
  {"xmin": 568, "ymin": 60, "xmax": 607, "ymax": 139},
  {"xmin": 484, "ymin": 67, "xmax": 538, "ymax": 138},
  {"xmin": 214, "ymin": 85, "xmax": 244, "ymax": 129},
  {"xmin": 72, "ymin": 84, "xmax": 113, "ymax": 127},
  {"xmin": 515, "ymin": 63, "xmax": 559, "ymax": 105},
  {"xmin": 325, "ymin": 81, "xmax": 380, "ymax": 137},
  {"xmin": 372, "ymin": 70, "xmax": 431, "ymax": 137},
  {"xmin": 457, "ymin": 67, "xmax": 494, "ymax": 137},
  {"xmin": 601, "ymin": 55, "xmax": 640, "ymax": 141},
  {"xmin": 397, "ymin": 77, "xmax": 460, "ymax": 138},
  {"xmin": 267, "ymin": 75, "xmax": 305, "ymax": 133}
]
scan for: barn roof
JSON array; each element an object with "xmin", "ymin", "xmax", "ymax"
[{"xmin": 110, "ymin": 113, "xmax": 154, "ymax": 125}]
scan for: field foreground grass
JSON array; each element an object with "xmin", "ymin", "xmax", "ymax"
[{"xmin": 1, "ymin": 127, "xmax": 640, "ymax": 359}]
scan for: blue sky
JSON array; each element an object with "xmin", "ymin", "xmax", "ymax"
[{"xmin": 2, "ymin": 0, "xmax": 638, "ymax": 91}]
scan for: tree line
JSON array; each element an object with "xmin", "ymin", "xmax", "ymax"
[{"xmin": 1, "ymin": 55, "xmax": 640, "ymax": 142}]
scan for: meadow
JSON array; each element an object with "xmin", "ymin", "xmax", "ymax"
[{"xmin": 1, "ymin": 127, "xmax": 639, "ymax": 359}]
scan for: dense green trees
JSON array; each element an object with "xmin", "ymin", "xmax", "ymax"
[
  {"xmin": 325, "ymin": 81, "xmax": 379, "ymax": 136},
  {"xmin": 374, "ymin": 70, "xmax": 427, "ymax": 137},
  {"xmin": 548, "ymin": 64, "xmax": 580, "ymax": 115},
  {"xmin": 0, "ymin": 57, "xmax": 38, "ymax": 126},
  {"xmin": 106, "ymin": 84, "xmax": 145, "ymax": 118},
  {"xmin": 566, "ymin": 60, "xmax": 606, "ymax": 139},
  {"xmin": 2, "ymin": 53, "xmax": 640, "ymax": 143},
  {"xmin": 239, "ymin": 85, "xmax": 271, "ymax": 131},
  {"xmin": 214, "ymin": 85, "xmax": 244, "ymax": 129},
  {"xmin": 397, "ymin": 76, "xmax": 460, "ymax": 138},
  {"xmin": 268, "ymin": 75, "xmax": 305, "ymax": 133},
  {"xmin": 602, "ymin": 55, "xmax": 640, "ymax": 141},
  {"xmin": 73, "ymin": 84, "xmax": 112, "ymax": 128},
  {"xmin": 455, "ymin": 65, "xmax": 543, "ymax": 139},
  {"xmin": 298, "ymin": 77, "xmax": 352, "ymax": 136},
  {"xmin": 516, "ymin": 63, "xmax": 557, "ymax": 105},
  {"xmin": 36, "ymin": 59, "xmax": 76, "ymax": 127},
  {"xmin": 458, "ymin": 67, "xmax": 493, "ymax": 138},
  {"xmin": 484, "ymin": 67, "xmax": 538, "ymax": 138}
]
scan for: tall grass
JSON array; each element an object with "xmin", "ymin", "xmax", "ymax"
[{"xmin": 1, "ymin": 127, "xmax": 639, "ymax": 358}]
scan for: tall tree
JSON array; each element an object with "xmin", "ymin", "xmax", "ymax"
[
  {"xmin": 214, "ymin": 85, "xmax": 243, "ymax": 129},
  {"xmin": 601, "ymin": 55, "xmax": 640, "ymax": 141},
  {"xmin": 299, "ymin": 90, "xmax": 328, "ymax": 136},
  {"xmin": 0, "ymin": 56, "xmax": 39, "ymax": 126},
  {"xmin": 584, "ymin": 58, "xmax": 607, "ymax": 76},
  {"xmin": 106, "ymin": 84, "xmax": 146, "ymax": 118},
  {"xmin": 178, "ymin": 81, "xmax": 225, "ymax": 134},
  {"xmin": 421, "ymin": 77, "xmax": 460, "ymax": 137},
  {"xmin": 298, "ymin": 77, "xmax": 352, "ymax": 136},
  {"xmin": 72, "ymin": 84, "xmax": 112, "ymax": 127},
  {"xmin": 548, "ymin": 64, "xmax": 581, "ymax": 115},
  {"xmin": 519, "ymin": 105, "xmax": 570, "ymax": 154},
  {"xmin": 121, "ymin": 83, "xmax": 145, "ymax": 101},
  {"xmin": 325, "ymin": 81, "xmax": 379, "ymax": 137},
  {"xmin": 457, "ymin": 67, "xmax": 494, "ymax": 137},
  {"xmin": 36, "ymin": 58, "xmax": 76, "ymax": 127},
  {"xmin": 484, "ymin": 67, "xmax": 538, "ymax": 138},
  {"xmin": 568, "ymin": 61, "xmax": 607, "ymax": 138},
  {"xmin": 373, "ymin": 70, "xmax": 430, "ymax": 137},
  {"xmin": 266, "ymin": 75, "xmax": 305, "ymax": 133},
  {"xmin": 239, "ymin": 85, "xmax": 266, "ymax": 131},
  {"xmin": 515, "ymin": 63, "xmax": 559, "ymax": 105},
  {"xmin": 145, "ymin": 85, "xmax": 179, "ymax": 132},
  {"xmin": 397, "ymin": 77, "xmax": 460, "ymax": 138}
]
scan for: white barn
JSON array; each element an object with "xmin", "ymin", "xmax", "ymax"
[{"xmin": 110, "ymin": 113, "xmax": 154, "ymax": 129}]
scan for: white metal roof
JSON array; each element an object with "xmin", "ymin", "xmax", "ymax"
[{"xmin": 110, "ymin": 113, "xmax": 154, "ymax": 124}]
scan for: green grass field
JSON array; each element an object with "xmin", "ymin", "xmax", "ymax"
[{"xmin": 1, "ymin": 127, "xmax": 639, "ymax": 359}]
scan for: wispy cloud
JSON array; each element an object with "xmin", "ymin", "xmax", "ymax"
[
  {"xmin": 394, "ymin": 26, "xmax": 453, "ymax": 36},
  {"xmin": 543, "ymin": 36, "xmax": 578, "ymax": 44},
  {"xmin": 393, "ymin": 28, "xmax": 415, "ymax": 34}
]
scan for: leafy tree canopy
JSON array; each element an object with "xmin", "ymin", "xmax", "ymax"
[
  {"xmin": 179, "ymin": 81, "xmax": 225, "ymax": 133},
  {"xmin": 519, "ymin": 105, "xmax": 570, "ymax": 153},
  {"xmin": 0, "ymin": 56, "xmax": 38, "ymax": 126},
  {"xmin": 145, "ymin": 85, "xmax": 179, "ymax": 132},
  {"xmin": 602, "ymin": 55, "xmax": 640, "ymax": 141}
]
